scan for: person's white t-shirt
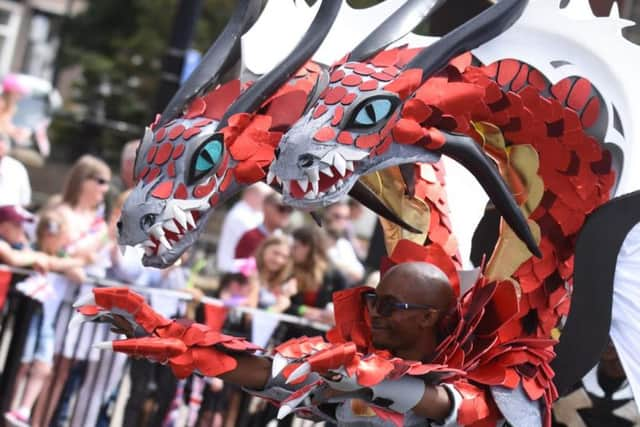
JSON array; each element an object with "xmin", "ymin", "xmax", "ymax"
[
  {"xmin": 0, "ymin": 155, "xmax": 31, "ymax": 206},
  {"xmin": 216, "ymin": 200, "xmax": 263, "ymax": 272}
]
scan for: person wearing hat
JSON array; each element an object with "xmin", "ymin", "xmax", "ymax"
[
  {"xmin": 0, "ymin": 205, "xmax": 90, "ymax": 272},
  {"xmin": 0, "ymin": 205, "xmax": 46, "ymax": 269}
]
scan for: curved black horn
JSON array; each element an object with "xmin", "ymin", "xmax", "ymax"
[
  {"xmin": 405, "ymin": 0, "xmax": 527, "ymax": 84},
  {"xmin": 348, "ymin": 0, "xmax": 447, "ymax": 62},
  {"xmin": 157, "ymin": 0, "xmax": 265, "ymax": 127},
  {"xmin": 217, "ymin": 0, "xmax": 342, "ymax": 130},
  {"xmin": 439, "ymin": 133, "xmax": 541, "ymax": 258}
]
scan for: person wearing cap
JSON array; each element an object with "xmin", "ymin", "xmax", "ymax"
[
  {"xmin": 0, "ymin": 205, "xmax": 91, "ymax": 272},
  {"xmin": 5, "ymin": 207, "xmax": 89, "ymax": 427},
  {"xmin": 0, "ymin": 205, "xmax": 46, "ymax": 269},
  {"xmin": 234, "ymin": 192, "xmax": 293, "ymax": 260},
  {"xmin": 0, "ymin": 131, "xmax": 31, "ymax": 207}
]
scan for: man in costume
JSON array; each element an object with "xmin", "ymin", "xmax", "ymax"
[{"xmin": 216, "ymin": 262, "xmax": 462, "ymax": 426}]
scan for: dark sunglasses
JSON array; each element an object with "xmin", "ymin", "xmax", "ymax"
[
  {"xmin": 276, "ymin": 205, "xmax": 293, "ymax": 214},
  {"xmin": 363, "ymin": 292, "xmax": 437, "ymax": 318},
  {"xmin": 89, "ymin": 176, "xmax": 110, "ymax": 186}
]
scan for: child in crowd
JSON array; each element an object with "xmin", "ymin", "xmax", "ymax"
[
  {"xmin": 0, "ymin": 205, "xmax": 48, "ymax": 270},
  {"xmin": 5, "ymin": 207, "xmax": 89, "ymax": 427}
]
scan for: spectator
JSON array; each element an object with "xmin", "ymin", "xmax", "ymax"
[
  {"xmin": 288, "ymin": 226, "xmax": 347, "ymax": 325},
  {"xmin": 0, "ymin": 204, "xmax": 94, "ymax": 273},
  {"xmin": 4, "ymin": 207, "xmax": 88, "ymax": 427},
  {"xmin": 553, "ymin": 339, "xmax": 639, "ymax": 426},
  {"xmin": 0, "ymin": 74, "xmax": 31, "ymax": 147},
  {"xmin": 216, "ymin": 183, "xmax": 272, "ymax": 272},
  {"xmin": 249, "ymin": 234, "xmax": 296, "ymax": 313},
  {"xmin": 0, "ymin": 133, "xmax": 31, "ymax": 207},
  {"xmin": 234, "ymin": 193, "xmax": 293, "ymax": 260},
  {"xmin": 324, "ymin": 200, "xmax": 365, "ymax": 284},
  {"xmin": 120, "ymin": 139, "xmax": 140, "ymax": 190},
  {"xmin": 0, "ymin": 205, "xmax": 43, "ymax": 268},
  {"xmin": 31, "ymin": 155, "xmax": 112, "ymax": 427},
  {"xmin": 197, "ymin": 273, "xmax": 253, "ymax": 427},
  {"xmin": 122, "ymin": 252, "xmax": 191, "ymax": 427}
]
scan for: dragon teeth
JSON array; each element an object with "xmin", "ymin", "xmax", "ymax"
[
  {"xmin": 266, "ymin": 169, "xmax": 275, "ymax": 185},
  {"xmin": 164, "ymin": 220, "xmax": 180, "ymax": 234},
  {"xmin": 185, "ymin": 211, "xmax": 196, "ymax": 229},
  {"xmin": 311, "ymin": 179, "xmax": 319, "ymax": 196},
  {"xmin": 297, "ymin": 178, "xmax": 309, "ymax": 192},
  {"xmin": 333, "ymin": 154, "xmax": 347, "ymax": 177},
  {"xmin": 150, "ymin": 224, "xmax": 172, "ymax": 250},
  {"xmin": 320, "ymin": 167, "xmax": 333, "ymax": 178},
  {"xmin": 345, "ymin": 161, "xmax": 354, "ymax": 172},
  {"xmin": 282, "ymin": 180, "xmax": 291, "ymax": 194},
  {"xmin": 172, "ymin": 206, "xmax": 188, "ymax": 229}
]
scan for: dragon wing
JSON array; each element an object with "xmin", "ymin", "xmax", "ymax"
[
  {"xmin": 471, "ymin": 0, "xmax": 640, "ymax": 406},
  {"xmin": 473, "ymin": 0, "xmax": 640, "ymax": 195}
]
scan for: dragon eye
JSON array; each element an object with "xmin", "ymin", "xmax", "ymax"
[
  {"xmin": 189, "ymin": 135, "xmax": 224, "ymax": 184},
  {"xmin": 140, "ymin": 213, "xmax": 156, "ymax": 231},
  {"xmin": 348, "ymin": 96, "xmax": 397, "ymax": 130}
]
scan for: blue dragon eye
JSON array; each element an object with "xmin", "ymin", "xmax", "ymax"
[
  {"xmin": 195, "ymin": 140, "xmax": 222, "ymax": 172},
  {"xmin": 189, "ymin": 136, "xmax": 224, "ymax": 184},
  {"xmin": 350, "ymin": 97, "xmax": 396, "ymax": 129}
]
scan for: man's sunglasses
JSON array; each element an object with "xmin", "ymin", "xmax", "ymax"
[
  {"xmin": 276, "ymin": 205, "xmax": 293, "ymax": 214},
  {"xmin": 362, "ymin": 292, "xmax": 437, "ymax": 318}
]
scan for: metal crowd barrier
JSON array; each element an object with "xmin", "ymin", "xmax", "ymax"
[{"xmin": 0, "ymin": 265, "xmax": 331, "ymax": 427}]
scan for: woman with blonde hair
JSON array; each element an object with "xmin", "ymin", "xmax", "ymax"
[
  {"xmin": 31, "ymin": 154, "xmax": 113, "ymax": 427},
  {"xmin": 249, "ymin": 234, "xmax": 296, "ymax": 313}
]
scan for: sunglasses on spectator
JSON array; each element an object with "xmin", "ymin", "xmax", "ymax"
[
  {"xmin": 89, "ymin": 176, "xmax": 110, "ymax": 186},
  {"xmin": 329, "ymin": 214, "xmax": 350, "ymax": 221},
  {"xmin": 276, "ymin": 205, "xmax": 293, "ymax": 214},
  {"xmin": 362, "ymin": 292, "xmax": 437, "ymax": 317}
]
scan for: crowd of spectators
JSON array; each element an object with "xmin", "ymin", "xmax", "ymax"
[{"xmin": 0, "ymin": 75, "xmax": 374, "ymax": 426}]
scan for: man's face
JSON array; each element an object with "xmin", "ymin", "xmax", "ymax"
[
  {"xmin": 263, "ymin": 201, "xmax": 292, "ymax": 230},
  {"xmin": 325, "ymin": 204, "xmax": 350, "ymax": 235},
  {"xmin": 367, "ymin": 271, "xmax": 433, "ymax": 356}
]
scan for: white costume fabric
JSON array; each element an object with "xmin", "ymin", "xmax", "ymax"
[{"xmin": 216, "ymin": 199, "xmax": 263, "ymax": 272}]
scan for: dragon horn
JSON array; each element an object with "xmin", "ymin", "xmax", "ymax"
[
  {"xmin": 439, "ymin": 133, "xmax": 541, "ymax": 258},
  {"xmin": 404, "ymin": 0, "xmax": 528, "ymax": 84},
  {"xmin": 157, "ymin": 0, "xmax": 265, "ymax": 127},
  {"xmin": 348, "ymin": 0, "xmax": 447, "ymax": 62},
  {"xmin": 217, "ymin": 0, "xmax": 342, "ymax": 130}
]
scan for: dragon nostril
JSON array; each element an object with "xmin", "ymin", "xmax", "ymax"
[
  {"xmin": 117, "ymin": 221, "xmax": 123, "ymax": 232},
  {"xmin": 275, "ymin": 148, "xmax": 281, "ymax": 159},
  {"xmin": 298, "ymin": 154, "xmax": 315, "ymax": 168}
]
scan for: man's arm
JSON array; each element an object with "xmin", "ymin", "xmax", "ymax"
[
  {"xmin": 412, "ymin": 384, "xmax": 456, "ymax": 422},
  {"xmin": 218, "ymin": 354, "xmax": 271, "ymax": 389}
]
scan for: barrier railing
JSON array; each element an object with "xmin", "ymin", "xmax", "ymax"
[{"xmin": 0, "ymin": 264, "xmax": 331, "ymax": 427}]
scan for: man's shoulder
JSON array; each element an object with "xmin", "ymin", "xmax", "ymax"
[{"xmin": 1, "ymin": 156, "xmax": 28, "ymax": 173}]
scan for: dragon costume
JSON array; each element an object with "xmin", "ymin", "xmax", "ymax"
[{"xmin": 72, "ymin": 0, "xmax": 640, "ymax": 425}]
